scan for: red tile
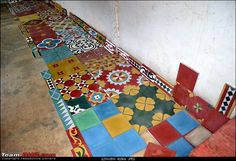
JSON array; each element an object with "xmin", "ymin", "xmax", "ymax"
[
  {"xmin": 190, "ymin": 118, "xmax": 235, "ymax": 157},
  {"xmin": 176, "ymin": 63, "xmax": 199, "ymax": 92},
  {"xmin": 76, "ymin": 47, "xmax": 110, "ymax": 63},
  {"xmin": 202, "ymin": 109, "xmax": 229, "ymax": 133},
  {"xmin": 66, "ymin": 127, "xmax": 92, "ymax": 157},
  {"xmin": 172, "ymin": 84, "xmax": 190, "ymax": 106},
  {"xmin": 148, "ymin": 121, "xmax": 181, "ymax": 146},
  {"xmin": 144, "ymin": 143, "xmax": 176, "ymax": 157},
  {"xmin": 26, "ymin": 23, "xmax": 51, "ymax": 34},
  {"xmin": 186, "ymin": 96, "xmax": 212, "ymax": 122}
]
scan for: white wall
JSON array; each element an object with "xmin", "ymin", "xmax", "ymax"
[{"xmin": 57, "ymin": 1, "xmax": 235, "ymax": 106}]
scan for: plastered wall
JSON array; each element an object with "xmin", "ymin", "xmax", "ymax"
[{"xmin": 57, "ymin": 1, "xmax": 235, "ymax": 108}]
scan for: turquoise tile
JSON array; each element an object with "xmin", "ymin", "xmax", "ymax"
[
  {"xmin": 113, "ymin": 128, "xmax": 147, "ymax": 156},
  {"xmin": 48, "ymin": 88, "xmax": 75, "ymax": 130},
  {"xmin": 94, "ymin": 100, "xmax": 120, "ymax": 121},
  {"xmin": 167, "ymin": 111, "xmax": 199, "ymax": 135},
  {"xmin": 40, "ymin": 45, "xmax": 74, "ymax": 64},
  {"xmin": 72, "ymin": 109, "xmax": 100, "ymax": 131},
  {"xmin": 167, "ymin": 137, "xmax": 193, "ymax": 157}
]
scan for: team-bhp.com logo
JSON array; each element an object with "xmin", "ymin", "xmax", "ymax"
[{"xmin": 2, "ymin": 152, "xmax": 56, "ymax": 157}]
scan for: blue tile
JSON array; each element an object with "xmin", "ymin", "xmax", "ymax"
[
  {"xmin": 91, "ymin": 140, "xmax": 124, "ymax": 157},
  {"xmin": 113, "ymin": 128, "xmax": 147, "ymax": 156},
  {"xmin": 167, "ymin": 111, "xmax": 199, "ymax": 135},
  {"xmin": 167, "ymin": 138, "xmax": 193, "ymax": 157},
  {"xmin": 81, "ymin": 123, "xmax": 113, "ymax": 150},
  {"xmin": 41, "ymin": 70, "xmax": 52, "ymax": 80},
  {"xmin": 40, "ymin": 45, "xmax": 73, "ymax": 64},
  {"xmin": 94, "ymin": 100, "xmax": 120, "ymax": 121}
]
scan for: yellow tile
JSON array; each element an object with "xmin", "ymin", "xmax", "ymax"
[
  {"xmin": 19, "ymin": 14, "xmax": 40, "ymax": 24},
  {"xmin": 47, "ymin": 56, "xmax": 85, "ymax": 80},
  {"xmin": 102, "ymin": 114, "xmax": 132, "ymax": 137}
]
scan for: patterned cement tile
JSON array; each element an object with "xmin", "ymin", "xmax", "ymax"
[
  {"xmin": 65, "ymin": 36, "xmax": 103, "ymax": 55},
  {"xmin": 102, "ymin": 113, "xmax": 132, "ymax": 138},
  {"xmin": 95, "ymin": 65, "xmax": 142, "ymax": 98},
  {"xmin": 41, "ymin": 70, "xmax": 55, "ymax": 90},
  {"xmin": 48, "ymin": 17, "xmax": 78, "ymax": 31},
  {"xmin": 24, "ymin": 20, "xmax": 48, "ymax": 32},
  {"xmin": 45, "ymin": 13, "xmax": 65, "ymax": 24},
  {"xmin": 84, "ymin": 54, "xmax": 127, "ymax": 73},
  {"xmin": 111, "ymin": 84, "xmax": 184, "ymax": 134},
  {"xmin": 37, "ymin": 9, "xmax": 57, "ymax": 20},
  {"xmin": 66, "ymin": 127, "xmax": 92, "ymax": 157},
  {"xmin": 48, "ymin": 88, "xmax": 75, "ymax": 130},
  {"xmin": 148, "ymin": 120, "xmax": 181, "ymax": 147},
  {"xmin": 48, "ymin": 56, "xmax": 86, "ymax": 80},
  {"xmin": 166, "ymin": 111, "xmax": 199, "ymax": 135},
  {"xmin": 40, "ymin": 45, "xmax": 74, "ymax": 64},
  {"xmin": 56, "ymin": 26, "xmax": 89, "ymax": 42},
  {"xmin": 71, "ymin": 146, "xmax": 92, "ymax": 157},
  {"xmin": 76, "ymin": 47, "xmax": 110, "ymax": 64},
  {"xmin": 65, "ymin": 95, "xmax": 92, "ymax": 115},
  {"xmin": 167, "ymin": 137, "xmax": 193, "ymax": 157},
  {"xmin": 184, "ymin": 126, "xmax": 212, "ymax": 147},
  {"xmin": 18, "ymin": 13, "xmax": 41, "ymax": 24},
  {"xmin": 72, "ymin": 109, "xmax": 100, "ymax": 132},
  {"xmin": 30, "ymin": 28, "xmax": 59, "ymax": 45},
  {"xmin": 54, "ymin": 70, "xmax": 108, "ymax": 105}
]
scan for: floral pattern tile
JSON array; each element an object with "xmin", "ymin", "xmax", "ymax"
[
  {"xmin": 54, "ymin": 70, "xmax": 108, "ymax": 106},
  {"xmin": 56, "ymin": 26, "xmax": 89, "ymax": 42},
  {"xmin": 67, "ymin": 127, "xmax": 92, "ymax": 157},
  {"xmin": 76, "ymin": 47, "xmax": 110, "ymax": 64},
  {"xmin": 111, "ymin": 83, "xmax": 184, "ymax": 134},
  {"xmin": 94, "ymin": 64, "xmax": 142, "ymax": 98},
  {"xmin": 84, "ymin": 54, "xmax": 127, "ymax": 73},
  {"xmin": 65, "ymin": 37, "xmax": 102, "ymax": 55},
  {"xmin": 30, "ymin": 27, "xmax": 59, "ymax": 45},
  {"xmin": 48, "ymin": 17, "xmax": 78, "ymax": 31}
]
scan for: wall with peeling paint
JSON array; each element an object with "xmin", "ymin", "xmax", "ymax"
[{"xmin": 57, "ymin": 1, "xmax": 235, "ymax": 107}]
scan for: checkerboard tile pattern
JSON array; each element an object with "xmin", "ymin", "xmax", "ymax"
[{"xmin": 216, "ymin": 84, "xmax": 236, "ymax": 116}]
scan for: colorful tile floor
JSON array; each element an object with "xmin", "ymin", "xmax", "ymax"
[{"xmin": 7, "ymin": 0, "xmax": 233, "ymax": 157}]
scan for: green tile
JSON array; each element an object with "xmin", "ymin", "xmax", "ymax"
[
  {"xmin": 65, "ymin": 95, "xmax": 92, "ymax": 115},
  {"xmin": 72, "ymin": 109, "xmax": 100, "ymax": 131}
]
